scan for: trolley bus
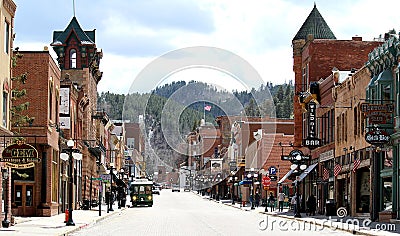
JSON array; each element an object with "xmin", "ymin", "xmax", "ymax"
[{"xmin": 129, "ymin": 178, "xmax": 153, "ymax": 207}]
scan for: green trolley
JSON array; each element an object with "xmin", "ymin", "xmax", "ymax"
[{"xmin": 129, "ymin": 179, "xmax": 153, "ymax": 207}]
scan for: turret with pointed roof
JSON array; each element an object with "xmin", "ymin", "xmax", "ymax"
[
  {"xmin": 50, "ymin": 16, "xmax": 102, "ymax": 84},
  {"xmin": 293, "ymin": 3, "xmax": 336, "ymax": 41}
]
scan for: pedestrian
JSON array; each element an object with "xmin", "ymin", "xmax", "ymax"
[
  {"xmin": 268, "ymin": 192, "xmax": 275, "ymax": 211},
  {"xmin": 277, "ymin": 192, "xmax": 285, "ymax": 212},
  {"xmin": 255, "ymin": 191, "xmax": 260, "ymax": 207},
  {"xmin": 306, "ymin": 194, "xmax": 316, "ymax": 216},
  {"xmin": 291, "ymin": 194, "xmax": 297, "ymax": 215}
]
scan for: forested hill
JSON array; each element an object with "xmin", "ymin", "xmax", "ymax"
[
  {"xmin": 98, "ymin": 81, "xmax": 293, "ymax": 174},
  {"xmin": 97, "ymin": 80, "xmax": 294, "ymax": 123}
]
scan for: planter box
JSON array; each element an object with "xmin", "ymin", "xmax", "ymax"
[{"xmin": 379, "ymin": 211, "xmax": 395, "ymax": 223}]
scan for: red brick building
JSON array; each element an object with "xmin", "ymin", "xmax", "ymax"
[
  {"xmin": 292, "ymin": 4, "xmax": 383, "ymax": 215},
  {"xmin": 292, "ymin": 5, "xmax": 382, "ymax": 148},
  {"xmin": 11, "ymin": 49, "xmax": 61, "ymax": 216},
  {"xmin": 51, "ymin": 16, "xmax": 104, "ymax": 213}
]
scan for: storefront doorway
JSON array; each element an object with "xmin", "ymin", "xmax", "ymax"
[{"xmin": 13, "ymin": 182, "xmax": 35, "ymax": 216}]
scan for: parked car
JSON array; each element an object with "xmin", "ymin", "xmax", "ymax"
[
  {"xmin": 172, "ymin": 185, "xmax": 180, "ymax": 192},
  {"xmin": 184, "ymin": 186, "xmax": 190, "ymax": 192},
  {"xmin": 152, "ymin": 186, "xmax": 161, "ymax": 195}
]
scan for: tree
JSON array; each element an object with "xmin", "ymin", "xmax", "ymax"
[{"xmin": 11, "ymin": 51, "xmax": 34, "ymax": 134}]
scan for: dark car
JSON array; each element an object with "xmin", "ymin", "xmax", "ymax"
[{"xmin": 152, "ymin": 186, "xmax": 161, "ymax": 195}]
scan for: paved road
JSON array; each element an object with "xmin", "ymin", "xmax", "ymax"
[{"xmin": 72, "ymin": 190, "xmax": 354, "ymax": 236}]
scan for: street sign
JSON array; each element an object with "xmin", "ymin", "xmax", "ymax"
[
  {"xmin": 100, "ymin": 174, "xmax": 111, "ymax": 180},
  {"xmin": 268, "ymin": 166, "xmax": 277, "ymax": 175},
  {"xmin": 269, "ymin": 175, "xmax": 277, "ymax": 181},
  {"xmin": 262, "ymin": 176, "xmax": 271, "ymax": 187},
  {"xmin": 91, "ymin": 177, "xmax": 102, "ymax": 180}
]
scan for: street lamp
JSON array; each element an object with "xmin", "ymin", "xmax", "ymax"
[
  {"xmin": 247, "ymin": 168, "xmax": 258, "ymax": 210},
  {"xmin": 2, "ymin": 168, "xmax": 10, "ymax": 228},
  {"xmin": 118, "ymin": 168, "xmax": 125, "ymax": 209},
  {"xmin": 60, "ymin": 139, "xmax": 82, "ymax": 226},
  {"xmin": 229, "ymin": 175, "xmax": 238, "ymax": 205},
  {"xmin": 291, "ymin": 161, "xmax": 307, "ymax": 218},
  {"xmin": 106, "ymin": 163, "xmax": 117, "ymax": 212}
]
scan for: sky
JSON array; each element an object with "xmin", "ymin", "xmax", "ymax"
[{"xmin": 12, "ymin": 0, "xmax": 400, "ymax": 95}]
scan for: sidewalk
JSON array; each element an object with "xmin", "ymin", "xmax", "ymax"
[
  {"xmin": 0, "ymin": 203, "xmax": 125, "ymax": 236},
  {"xmin": 199, "ymin": 194, "xmax": 400, "ymax": 236}
]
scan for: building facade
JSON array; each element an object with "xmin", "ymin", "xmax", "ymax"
[{"xmin": 11, "ymin": 50, "xmax": 61, "ymax": 216}]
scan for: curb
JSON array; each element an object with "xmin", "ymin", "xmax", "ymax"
[
  {"xmin": 219, "ymin": 201, "xmax": 389, "ymax": 236},
  {"xmin": 196, "ymin": 193, "xmax": 396, "ymax": 236},
  {"xmin": 57, "ymin": 208, "xmax": 126, "ymax": 236}
]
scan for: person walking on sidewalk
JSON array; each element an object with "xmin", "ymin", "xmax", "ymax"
[
  {"xmin": 277, "ymin": 192, "xmax": 285, "ymax": 212},
  {"xmin": 255, "ymin": 191, "xmax": 260, "ymax": 207},
  {"xmin": 306, "ymin": 194, "xmax": 316, "ymax": 216},
  {"xmin": 291, "ymin": 194, "xmax": 297, "ymax": 215},
  {"xmin": 268, "ymin": 192, "xmax": 275, "ymax": 211}
]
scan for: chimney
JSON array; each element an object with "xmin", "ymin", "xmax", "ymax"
[{"xmin": 352, "ymin": 36, "xmax": 362, "ymax": 41}]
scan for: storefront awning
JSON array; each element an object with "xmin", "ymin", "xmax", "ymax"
[
  {"xmin": 293, "ymin": 163, "xmax": 318, "ymax": 184},
  {"xmin": 278, "ymin": 169, "xmax": 294, "ymax": 184},
  {"xmin": 239, "ymin": 179, "xmax": 252, "ymax": 185},
  {"xmin": 112, "ymin": 173, "xmax": 126, "ymax": 187}
]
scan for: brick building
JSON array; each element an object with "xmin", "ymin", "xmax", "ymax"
[
  {"xmin": 0, "ymin": 0, "xmax": 16, "ymax": 224},
  {"xmin": 51, "ymin": 16, "xmax": 104, "ymax": 213},
  {"xmin": 11, "ymin": 49, "xmax": 61, "ymax": 216}
]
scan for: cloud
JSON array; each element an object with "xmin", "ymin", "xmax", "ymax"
[{"xmin": 12, "ymin": 0, "xmax": 400, "ymax": 95}]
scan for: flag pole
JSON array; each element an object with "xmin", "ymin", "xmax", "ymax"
[{"xmin": 203, "ymin": 102, "xmax": 206, "ymax": 123}]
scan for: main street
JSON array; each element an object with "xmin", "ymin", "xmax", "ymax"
[{"xmin": 72, "ymin": 189, "xmax": 353, "ymax": 236}]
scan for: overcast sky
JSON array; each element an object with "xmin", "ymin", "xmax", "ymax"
[{"xmin": 12, "ymin": 0, "xmax": 399, "ymax": 94}]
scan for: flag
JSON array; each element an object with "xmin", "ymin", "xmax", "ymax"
[
  {"xmin": 334, "ymin": 163, "xmax": 342, "ymax": 177},
  {"xmin": 204, "ymin": 105, "xmax": 212, "ymax": 111},
  {"xmin": 352, "ymin": 158, "xmax": 360, "ymax": 172},
  {"xmin": 323, "ymin": 167, "xmax": 329, "ymax": 180}
]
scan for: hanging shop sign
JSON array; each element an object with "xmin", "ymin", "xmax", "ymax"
[
  {"xmin": 365, "ymin": 129, "xmax": 390, "ymax": 145},
  {"xmin": 361, "ymin": 103, "xmax": 394, "ymax": 124},
  {"xmin": 304, "ymin": 101, "xmax": 321, "ymax": 149},
  {"xmin": 1, "ymin": 141, "xmax": 40, "ymax": 168}
]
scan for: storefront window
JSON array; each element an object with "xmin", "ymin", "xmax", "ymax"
[
  {"xmin": 383, "ymin": 178, "xmax": 392, "ymax": 211},
  {"xmin": 383, "ymin": 150, "xmax": 393, "ymax": 169},
  {"xmin": 357, "ymin": 170, "xmax": 370, "ymax": 213}
]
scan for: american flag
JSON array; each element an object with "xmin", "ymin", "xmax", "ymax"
[
  {"xmin": 204, "ymin": 105, "xmax": 212, "ymax": 111},
  {"xmin": 334, "ymin": 163, "xmax": 342, "ymax": 177},
  {"xmin": 352, "ymin": 158, "xmax": 361, "ymax": 172},
  {"xmin": 323, "ymin": 167, "xmax": 329, "ymax": 180}
]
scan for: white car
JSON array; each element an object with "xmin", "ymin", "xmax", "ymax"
[{"xmin": 172, "ymin": 185, "xmax": 180, "ymax": 192}]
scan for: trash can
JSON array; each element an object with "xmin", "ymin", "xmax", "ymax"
[
  {"xmin": 82, "ymin": 199, "xmax": 90, "ymax": 210},
  {"xmin": 325, "ymin": 199, "xmax": 336, "ymax": 216}
]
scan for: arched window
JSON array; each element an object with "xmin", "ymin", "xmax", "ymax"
[{"xmin": 70, "ymin": 49, "xmax": 77, "ymax": 68}]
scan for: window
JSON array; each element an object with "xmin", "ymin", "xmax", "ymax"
[
  {"xmin": 49, "ymin": 83, "xmax": 53, "ymax": 120},
  {"xmin": 3, "ymin": 91, "xmax": 8, "ymax": 127},
  {"xmin": 382, "ymin": 84, "xmax": 391, "ymax": 103},
  {"xmin": 70, "ymin": 49, "xmax": 77, "ymax": 68},
  {"xmin": 354, "ymin": 107, "xmax": 358, "ymax": 136},
  {"xmin": 52, "ymin": 149, "xmax": 58, "ymax": 202},
  {"xmin": 4, "ymin": 20, "xmax": 9, "ymax": 54}
]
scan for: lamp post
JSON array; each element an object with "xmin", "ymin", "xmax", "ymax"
[
  {"xmin": 2, "ymin": 168, "xmax": 10, "ymax": 228},
  {"xmin": 247, "ymin": 168, "xmax": 258, "ymax": 210},
  {"xmin": 290, "ymin": 154, "xmax": 307, "ymax": 218},
  {"xmin": 107, "ymin": 163, "xmax": 116, "ymax": 212},
  {"xmin": 118, "ymin": 168, "xmax": 125, "ymax": 209},
  {"xmin": 230, "ymin": 176, "xmax": 238, "ymax": 205},
  {"xmin": 60, "ymin": 139, "xmax": 82, "ymax": 226}
]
